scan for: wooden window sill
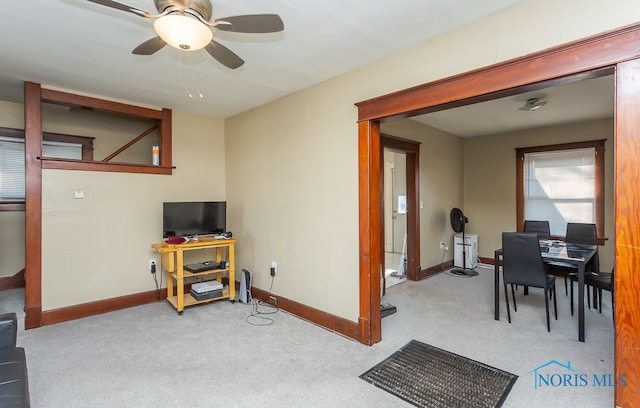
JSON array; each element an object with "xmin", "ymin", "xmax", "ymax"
[{"xmin": 39, "ymin": 157, "xmax": 174, "ymax": 175}]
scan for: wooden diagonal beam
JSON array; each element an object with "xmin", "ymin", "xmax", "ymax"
[{"xmin": 102, "ymin": 123, "xmax": 158, "ymax": 162}]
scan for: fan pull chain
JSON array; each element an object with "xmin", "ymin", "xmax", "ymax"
[
  {"xmin": 177, "ymin": 51, "xmax": 204, "ymax": 99},
  {"xmin": 186, "ymin": 52, "xmax": 204, "ymax": 99}
]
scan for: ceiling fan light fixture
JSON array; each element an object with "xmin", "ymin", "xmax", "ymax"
[
  {"xmin": 153, "ymin": 13, "xmax": 212, "ymax": 51},
  {"xmin": 518, "ymin": 98, "xmax": 548, "ymax": 112}
]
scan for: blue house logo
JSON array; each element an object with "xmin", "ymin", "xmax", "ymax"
[{"xmin": 529, "ymin": 360, "xmax": 627, "ymax": 389}]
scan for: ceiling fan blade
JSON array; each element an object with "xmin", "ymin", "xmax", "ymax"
[
  {"xmin": 205, "ymin": 40, "xmax": 245, "ymax": 69},
  {"xmin": 86, "ymin": 0, "xmax": 152, "ymax": 18},
  {"xmin": 214, "ymin": 14, "xmax": 284, "ymax": 33},
  {"xmin": 132, "ymin": 37, "xmax": 167, "ymax": 55}
]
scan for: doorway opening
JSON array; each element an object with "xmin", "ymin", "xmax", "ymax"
[{"xmin": 383, "ymin": 148, "xmax": 407, "ymax": 290}]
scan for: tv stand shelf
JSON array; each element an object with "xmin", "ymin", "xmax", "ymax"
[{"xmin": 151, "ymin": 238, "xmax": 236, "ymax": 314}]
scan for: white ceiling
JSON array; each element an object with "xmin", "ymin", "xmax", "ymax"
[
  {"xmin": 410, "ymin": 74, "xmax": 614, "ymax": 137},
  {"xmin": 0, "ymin": 0, "xmax": 532, "ymax": 119},
  {"xmin": 0, "ymin": 0, "xmax": 613, "ymax": 134}
]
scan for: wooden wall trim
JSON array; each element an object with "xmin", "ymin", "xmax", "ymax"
[
  {"xmin": 358, "ymin": 120, "xmax": 381, "ymax": 345},
  {"xmin": 380, "ymin": 134, "xmax": 421, "ymax": 152},
  {"xmin": 40, "ymin": 88, "xmax": 163, "ymax": 119},
  {"xmin": 614, "ymin": 58, "xmax": 640, "ymax": 407},
  {"xmin": 24, "ymin": 82, "xmax": 43, "ymax": 329},
  {"xmin": 41, "ymin": 289, "xmax": 167, "ymax": 326},
  {"xmin": 406, "ymin": 151, "xmax": 420, "ymax": 280},
  {"xmin": 419, "ymin": 261, "xmax": 453, "ymax": 280},
  {"xmin": 479, "ymin": 256, "xmax": 497, "ymax": 266},
  {"xmin": 356, "ymin": 23, "xmax": 640, "ymax": 121},
  {"xmin": 41, "ymin": 158, "xmax": 173, "ymax": 174},
  {"xmin": 250, "ymin": 286, "xmax": 360, "ymax": 341},
  {"xmin": 0, "ymin": 269, "xmax": 25, "ymax": 291},
  {"xmin": 160, "ymin": 108, "xmax": 172, "ymax": 167}
]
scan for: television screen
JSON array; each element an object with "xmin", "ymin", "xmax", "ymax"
[{"xmin": 163, "ymin": 201, "xmax": 226, "ymax": 238}]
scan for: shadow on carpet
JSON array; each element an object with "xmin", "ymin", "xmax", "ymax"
[{"xmin": 360, "ymin": 340, "xmax": 517, "ymax": 408}]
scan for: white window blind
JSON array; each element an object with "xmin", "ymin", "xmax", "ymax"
[
  {"xmin": 524, "ymin": 147, "xmax": 596, "ymax": 236},
  {"xmin": 0, "ymin": 138, "xmax": 25, "ymax": 201},
  {"xmin": 0, "ymin": 137, "xmax": 82, "ymax": 202}
]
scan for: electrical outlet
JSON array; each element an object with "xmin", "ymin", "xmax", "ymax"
[
  {"xmin": 439, "ymin": 241, "xmax": 446, "ymax": 250},
  {"xmin": 271, "ymin": 261, "xmax": 277, "ymax": 276},
  {"xmin": 269, "ymin": 296, "xmax": 277, "ymax": 305},
  {"xmin": 148, "ymin": 259, "xmax": 156, "ymax": 273}
]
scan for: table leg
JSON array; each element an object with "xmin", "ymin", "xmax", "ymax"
[
  {"xmin": 228, "ymin": 244, "xmax": 235, "ymax": 301},
  {"xmin": 494, "ymin": 250, "xmax": 500, "ymax": 321},
  {"xmin": 578, "ymin": 261, "xmax": 585, "ymax": 342},
  {"xmin": 176, "ymin": 249, "xmax": 184, "ymax": 313}
]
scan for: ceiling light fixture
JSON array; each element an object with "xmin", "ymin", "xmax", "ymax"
[
  {"xmin": 153, "ymin": 13, "xmax": 213, "ymax": 51},
  {"xmin": 518, "ymin": 98, "xmax": 548, "ymax": 112}
]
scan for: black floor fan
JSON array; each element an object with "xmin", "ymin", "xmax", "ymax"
[{"xmin": 449, "ymin": 208, "xmax": 479, "ymax": 277}]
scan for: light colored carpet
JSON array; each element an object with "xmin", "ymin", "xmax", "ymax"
[{"xmin": 2, "ymin": 265, "xmax": 614, "ymax": 407}]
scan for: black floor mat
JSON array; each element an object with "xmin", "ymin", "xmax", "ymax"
[
  {"xmin": 381, "ymin": 302, "xmax": 397, "ymax": 318},
  {"xmin": 360, "ymin": 340, "xmax": 517, "ymax": 408}
]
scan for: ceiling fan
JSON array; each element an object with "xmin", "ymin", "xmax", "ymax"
[{"xmin": 86, "ymin": 0, "xmax": 284, "ymax": 69}]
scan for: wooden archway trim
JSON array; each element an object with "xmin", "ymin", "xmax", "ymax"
[{"xmin": 356, "ymin": 22, "xmax": 640, "ymax": 406}]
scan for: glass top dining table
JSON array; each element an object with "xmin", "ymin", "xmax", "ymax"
[{"xmin": 494, "ymin": 240, "xmax": 598, "ymax": 342}]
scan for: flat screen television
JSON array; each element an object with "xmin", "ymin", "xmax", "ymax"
[{"xmin": 163, "ymin": 201, "xmax": 226, "ymax": 238}]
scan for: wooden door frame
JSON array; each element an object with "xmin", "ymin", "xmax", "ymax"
[
  {"xmin": 381, "ymin": 134, "xmax": 420, "ymax": 281},
  {"xmin": 356, "ymin": 23, "xmax": 640, "ymax": 406}
]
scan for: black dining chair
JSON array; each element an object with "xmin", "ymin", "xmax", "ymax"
[
  {"xmin": 570, "ymin": 268, "xmax": 613, "ymax": 315},
  {"xmin": 515, "ymin": 220, "xmax": 552, "ymax": 293},
  {"xmin": 547, "ymin": 222, "xmax": 600, "ymax": 295},
  {"xmin": 523, "ymin": 220, "xmax": 551, "ymax": 240},
  {"xmin": 565, "ymin": 222, "xmax": 600, "ymax": 272},
  {"xmin": 502, "ymin": 232, "xmax": 558, "ymax": 332}
]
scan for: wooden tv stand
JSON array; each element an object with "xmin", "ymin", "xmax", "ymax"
[{"xmin": 151, "ymin": 238, "xmax": 236, "ymax": 314}]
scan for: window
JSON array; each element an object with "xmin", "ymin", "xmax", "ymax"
[
  {"xmin": 516, "ymin": 140, "xmax": 605, "ymax": 241},
  {"xmin": 0, "ymin": 128, "xmax": 92, "ymax": 208},
  {"xmin": 0, "ymin": 137, "xmax": 25, "ymax": 202}
]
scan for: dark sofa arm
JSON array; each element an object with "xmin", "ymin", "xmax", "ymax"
[{"xmin": 0, "ymin": 312, "xmax": 18, "ymax": 349}]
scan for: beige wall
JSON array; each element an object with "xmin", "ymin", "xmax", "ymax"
[
  {"xmin": 225, "ymin": 0, "xmax": 636, "ymax": 322},
  {"xmin": 225, "ymin": 80, "xmax": 360, "ymax": 317},
  {"xmin": 381, "ymin": 120, "xmax": 463, "ymax": 270},
  {"xmin": 40, "ymin": 110, "xmax": 225, "ymax": 310},
  {"xmin": 0, "ymin": 212, "xmax": 25, "ymax": 278},
  {"xmin": 464, "ymin": 118, "xmax": 615, "ymax": 271}
]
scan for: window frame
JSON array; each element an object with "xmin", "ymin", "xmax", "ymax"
[
  {"xmin": 30, "ymin": 86, "xmax": 173, "ymax": 175},
  {"xmin": 0, "ymin": 127, "xmax": 95, "ymax": 211},
  {"xmin": 516, "ymin": 139, "xmax": 606, "ymax": 244}
]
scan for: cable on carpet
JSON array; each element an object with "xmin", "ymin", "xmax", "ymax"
[
  {"xmin": 245, "ymin": 274, "xmax": 279, "ymax": 326},
  {"xmin": 151, "ymin": 261, "xmax": 163, "ymax": 300}
]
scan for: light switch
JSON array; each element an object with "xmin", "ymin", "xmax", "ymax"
[{"xmin": 74, "ymin": 190, "xmax": 84, "ymax": 199}]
